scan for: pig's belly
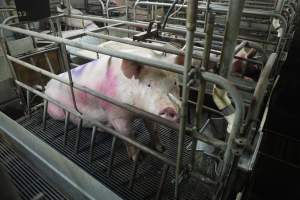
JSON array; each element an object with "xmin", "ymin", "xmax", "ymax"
[
  {"xmin": 47, "ymin": 102, "xmax": 109, "ymax": 127},
  {"xmin": 45, "ymin": 79, "xmax": 109, "ymax": 127}
]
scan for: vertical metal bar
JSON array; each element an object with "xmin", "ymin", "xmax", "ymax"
[
  {"xmin": 24, "ymin": 24, "xmax": 37, "ymax": 48},
  {"xmin": 202, "ymin": 13, "xmax": 215, "ymax": 71},
  {"xmin": 175, "ymin": 0, "xmax": 198, "ymax": 198},
  {"xmin": 128, "ymin": 151, "xmax": 140, "ymax": 190},
  {"xmin": 275, "ymin": 0, "xmax": 285, "ymax": 12},
  {"xmin": 0, "ymin": 38, "xmax": 27, "ymax": 111},
  {"xmin": 203, "ymin": 0, "xmax": 211, "ymax": 32},
  {"xmin": 26, "ymin": 90, "xmax": 31, "ymax": 118},
  {"xmin": 89, "ymin": 126, "xmax": 97, "ymax": 163},
  {"xmin": 44, "ymin": 53, "xmax": 55, "ymax": 73},
  {"xmin": 191, "ymin": 12, "xmax": 215, "ymax": 167},
  {"xmin": 63, "ymin": 111, "xmax": 70, "ymax": 146},
  {"xmin": 218, "ymin": 0, "xmax": 245, "ymax": 78},
  {"xmin": 55, "ymin": 18, "xmax": 81, "ymax": 114},
  {"xmin": 42, "ymin": 99, "xmax": 48, "ymax": 130},
  {"xmin": 75, "ymin": 118, "xmax": 83, "ymax": 153},
  {"xmin": 65, "ymin": 0, "xmax": 72, "ymax": 16},
  {"xmin": 107, "ymin": 136, "xmax": 117, "ymax": 177},
  {"xmin": 155, "ymin": 164, "xmax": 169, "ymax": 200}
]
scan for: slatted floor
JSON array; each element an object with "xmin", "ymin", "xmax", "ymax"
[
  {"xmin": 0, "ymin": 138, "xmax": 67, "ymax": 200},
  {"xmin": 16, "ymin": 110, "xmax": 216, "ymax": 200}
]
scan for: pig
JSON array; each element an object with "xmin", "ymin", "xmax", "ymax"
[
  {"xmin": 57, "ymin": 3, "xmax": 98, "ymax": 30},
  {"xmin": 45, "ymin": 41, "xmax": 183, "ymax": 161},
  {"xmin": 231, "ymin": 47, "xmax": 260, "ymax": 81}
]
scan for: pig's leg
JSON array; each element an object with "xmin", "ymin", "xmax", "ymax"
[
  {"xmin": 144, "ymin": 120, "xmax": 165, "ymax": 152},
  {"xmin": 110, "ymin": 118, "xmax": 140, "ymax": 161}
]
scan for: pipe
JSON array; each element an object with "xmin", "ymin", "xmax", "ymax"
[
  {"xmin": 219, "ymin": 0, "xmax": 246, "ymax": 77},
  {"xmin": 0, "ymin": 24, "xmax": 183, "ymax": 74},
  {"xmin": 175, "ymin": 0, "xmax": 198, "ymax": 198},
  {"xmin": 85, "ymin": 31, "xmax": 203, "ymax": 59},
  {"xmin": 191, "ymin": 12, "xmax": 216, "ymax": 168},
  {"xmin": 244, "ymin": 53, "xmax": 277, "ymax": 140}
]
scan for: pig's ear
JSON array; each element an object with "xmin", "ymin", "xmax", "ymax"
[
  {"xmin": 121, "ymin": 60, "xmax": 143, "ymax": 79},
  {"xmin": 175, "ymin": 53, "xmax": 184, "ymax": 66}
]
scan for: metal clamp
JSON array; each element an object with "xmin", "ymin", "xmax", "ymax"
[{"xmin": 132, "ymin": 21, "xmax": 161, "ymax": 41}]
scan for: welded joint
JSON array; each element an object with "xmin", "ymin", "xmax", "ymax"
[{"xmin": 231, "ymin": 137, "xmax": 247, "ymax": 156}]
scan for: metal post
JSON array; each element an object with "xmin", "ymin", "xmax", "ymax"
[
  {"xmin": 75, "ymin": 118, "xmax": 83, "ymax": 153},
  {"xmin": 218, "ymin": 0, "xmax": 245, "ymax": 78},
  {"xmin": 107, "ymin": 136, "xmax": 117, "ymax": 177},
  {"xmin": 55, "ymin": 18, "xmax": 81, "ymax": 114},
  {"xmin": 191, "ymin": 12, "xmax": 215, "ymax": 167},
  {"xmin": 63, "ymin": 111, "xmax": 70, "ymax": 146},
  {"xmin": 42, "ymin": 99, "xmax": 48, "ymax": 130},
  {"xmin": 65, "ymin": 0, "xmax": 72, "ymax": 16},
  {"xmin": 175, "ymin": 0, "xmax": 198, "ymax": 198},
  {"xmin": 89, "ymin": 126, "xmax": 97, "ymax": 163}
]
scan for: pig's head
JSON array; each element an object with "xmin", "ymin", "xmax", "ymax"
[{"xmin": 120, "ymin": 56, "xmax": 182, "ymax": 122}]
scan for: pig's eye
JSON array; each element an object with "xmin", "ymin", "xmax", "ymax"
[
  {"xmin": 174, "ymin": 81, "xmax": 177, "ymax": 86},
  {"xmin": 147, "ymin": 83, "xmax": 151, "ymax": 87}
]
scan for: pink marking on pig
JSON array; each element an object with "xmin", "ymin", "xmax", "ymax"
[
  {"xmin": 97, "ymin": 66, "xmax": 117, "ymax": 110},
  {"xmin": 48, "ymin": 103, "xmax": 65, "ymax": 120},
  {"xmin": 76, "ymin": 90, "xmax": 88, "ymax": 104}
]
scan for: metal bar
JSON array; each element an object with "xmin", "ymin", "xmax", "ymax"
[
  {"xmin": 75, "ymin": 119, "xmax": 83, "ymax": 153},
  {"xmin": 42, "ymin": 99, "xmax": 48, "ymax": 130},
  {"xmin": 219, "ymin": 2, "xmax": 247, "ymax": 182},
  {"xmin": 107, "ymin": 136, "xmax": 117, "ymax": 177},
  {"xmin": 244, "ymin": 53, "xmax": 278, "ymax": 140},
  {"xmin": 128, "ymin": 152, "xmax": 140, "ymax": 190},
  {"xmin": 175, "ymin": 0, "xmax": 198, "ymax": 198},
  {"xmin": 155, "ymin": 164, "xmax": 169, "ymax": 200},
  {"xmin": 89, "ymin": 126, "xmax": 97, "ymax": 163},
  {"xmin": 191, "ymin": 12, "xmax": 215, "ymax": 167},
  {"xmin": 219, "ymin": 0, "xmax": 246, "ymax": 77},
  {"xmin": 203, "ymin": 13, "xmax": 215, "ymax": 71},
  {"xmin": 0, "ymin": 37, "xmax": 27, "ymax": 109},
  {"xmin": 0, "ymin": 24, "xmax": 183, "ymax": 74},
  {"xmin": 44, "ymin": 53, "xmax": 55, "ymax": 73},
  {"xmin": 26, "ymin": 90, "xmax": 31, "ymax": 118},
  {"xmin": 15, "ymin": 47, "xmax": 59, "ymax": 60},
  {"xmin": 63, "ymin": 112, "xmax": 70, "ymax": 147},
  {"xmin": 55, "ymin": 18, "xmax": 82, "ymax": 114},
  {"xmin": 85, "ymin": 31, "xmax": 202, "ymax": 59},
  {"xmin": 98, "ymin": 27, "xmax": 262, "ymax": 67}
]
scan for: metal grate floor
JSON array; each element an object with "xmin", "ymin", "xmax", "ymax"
[
  {"xmin": 0, "ymin": 138, "xmax": 68, "ymax": 200},
  {"xmin": 17, "ymin": 110, "xmax": 214, "ymax": 200}
]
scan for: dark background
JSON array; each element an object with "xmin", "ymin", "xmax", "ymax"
[{"xmin": 247, "ymin": 15, "xmax": 300, "ymax": 200}]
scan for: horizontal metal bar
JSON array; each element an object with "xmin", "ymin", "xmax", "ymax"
[
  {"xmin": 0, "ymin": 24, "xmax": 183, "ymax": 74},
  {"xmin": 85, "ymin": 31, "xmax": 203, "ymax": 59},
  {"xmin": 16, "ymin": 47, "xmax": 59, "ymax": 60}
]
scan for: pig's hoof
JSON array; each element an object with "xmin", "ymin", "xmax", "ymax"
[
  {"xmin": 154, "ymin": 144, "xmax": 165, "ymax": 153},
  {"xmin": 131, "ymin": 151, "xmax": 144, "ymax": 162}
]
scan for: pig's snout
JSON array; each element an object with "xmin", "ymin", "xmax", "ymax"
[{"xmin": 159, "ymin": 107, "xmax": 178, "ymax": 121}]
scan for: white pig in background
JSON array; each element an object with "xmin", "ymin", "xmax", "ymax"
[
  {"xmin": 57, "ymin": 3, "xmax": 98, "ymax": 30},
  {"xmin": 45, "ymin": 41, "xmax": 183, "ymax": 161}
]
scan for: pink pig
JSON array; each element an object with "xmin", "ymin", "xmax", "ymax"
[{"xmin": 45, "ymin": 42, "xmax": 183, "ymax": 160}]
